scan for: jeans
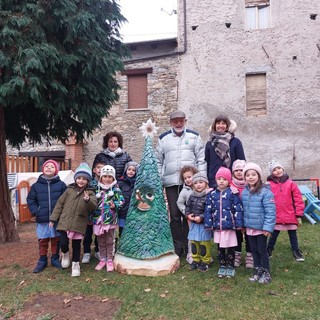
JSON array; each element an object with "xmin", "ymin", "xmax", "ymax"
[
  {"xmin": 235, "ymin": 230, "xmax": 251, "ymax": 253},
  {"xmin": 248, "ymin": 234, "xmax": 270, "ymax": 271},
  {"xmin": 165, "ymin": 186, "xmax": 189, "ymax": 256},
  {"xmin": 267, "ymin": 229, "xmax": 299, "ymax": 251}
]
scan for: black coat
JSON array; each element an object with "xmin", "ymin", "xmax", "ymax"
[
  {"xmin": 27, "ymin": 175, "xmax": 67, "ymax": 223},
  {"xmin": 117, "ymin": 176, "xmax": 136, "ymax": 220},
  {"xmin": 92, "ymin": 151, "xmax": 132, "ymax": 180}
]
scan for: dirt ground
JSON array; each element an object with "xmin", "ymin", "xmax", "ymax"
[{"xmin": 0, "ymin": 223, "xmax": 121, "ymax": 320}]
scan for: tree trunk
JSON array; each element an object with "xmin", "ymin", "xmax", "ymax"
[{"xmin": 0, "ymin": 106, "xmax": 19, "ymax": 243}]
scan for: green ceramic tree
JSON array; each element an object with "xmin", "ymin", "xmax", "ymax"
[{"xmin": 117, "ymin": 119, "xmax": 174, "ymax": 259}]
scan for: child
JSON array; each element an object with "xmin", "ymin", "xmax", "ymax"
[
  {"xmin": 91, "ymin": 165, "xmax": 124, "ymax": 272},
  {"xmin": 204, "ymin": 167, "xmax": 243, "ymax": 278},
  {"xmin": 81, "ymin": 162, "xmax": 105, "ymax": 264},
  {"xmin": 49, "ymin": 163, "xmax": 97, "ymax": 277},
  {"xmin": 242, "ymin": 162, "xmax": 276, "ymax": 284},
  {"xmin": 27, "ymin": 160, "xmax": 67, "ymax": 273},
  {"xmin": 267, "ymin": 160, "xmax": 305, "ymax": 261},
  {"xmin": 177, "ymin": 165, "xmax": 198, "ymax": 264},
  {"xmin": 230, "ymin": 159, "xmax": 253, "ymax": 269},
  {"xmin": 185, "ymin": 172, "xmax": 212, "ymax": 271},
  {"xmin": 117, "ymin": 161, "xmax": 139, "ymax": 237}
]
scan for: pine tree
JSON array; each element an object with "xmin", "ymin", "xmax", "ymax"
[
  {"xmin": 0, "ymin": 0, "xmax": 130, "ymax": 242},
  {"xmin": 117, "ymin": 120, "xmax": 175, "ymax": 259}
]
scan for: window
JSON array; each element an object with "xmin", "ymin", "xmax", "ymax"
[
  {"xmin": 245, "ymin": 0, "xmax": 270, "ymax": 30},
  {"xmin": 121, "ymin": 68, "xmax": 153, "ymax": 109},
  {"xmin": 246, "ymin": 73, "xmax": 267, "ymax": 116}
]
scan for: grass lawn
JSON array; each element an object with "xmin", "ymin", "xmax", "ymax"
[{"xmin": 0, "ymin": 221, "xmax": 319, "ymax": 320}]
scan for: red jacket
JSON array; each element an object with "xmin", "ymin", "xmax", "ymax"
[{"xmin": 267, "ymin": 174, "xmax": 304, "ymax": 225}]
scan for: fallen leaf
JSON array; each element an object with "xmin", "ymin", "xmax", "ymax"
[
  {"xmin": 268, "ymin": 291, "xmax": 279, "ymax": 296},
  {"xmin": 165, "ymin": 290, "xmax": 169, "ymax": 294},
  {"xmin": 74, "ymin": 296, "xmax": 83, "ymax": 300},
  {"xmin": 144, "ymin": 288, "xmax": 151, "ymax": 292},
  {"xmin": 101, "ymin": 298, "xmax": 109, "ymax": 302},
  {"xmin": 284, "ymin": 269, "xmax": 289, "ymax": 272},
  {"xmin": 86, "ymin": 278, "xmax": 92, "ymax": 282},
  {"xmin": 160, "ymin": 294, "xmax": 166, "ymax": 298},
  {"xmin": 63, "ymin": 299, "xmax": 71, "ymax": 305},
  {"xmin": 293, "ymin": 292, "xmax": 298, "ymax": 296},
  {"xmin": 181, "ymin": 276, "xmax": 186, "ymax": 280},
  {"xmin": 102, "ymin": 278, "xmax": 108, "ymax": 282},
  {"xmin": 18, "ymin": 280, "xmax": 25, "ymax": 286}
]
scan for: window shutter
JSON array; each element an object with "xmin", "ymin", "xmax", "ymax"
[
  {"xmin": 128, "ymin": 74, "xmax": 148, "ymax": 109},
  {"xmin": 246, "ymin": 74, "xmax": 267, "ymax": 116}
]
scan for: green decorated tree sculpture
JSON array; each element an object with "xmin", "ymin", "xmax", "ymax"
[{"xmin": 114, "ymin": 119, "xmax": 180, "ymax": 276}]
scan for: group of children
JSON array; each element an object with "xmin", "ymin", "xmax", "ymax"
[
  {"xmin": 27, "ymin": 155, "xmax": 305, "ymax": 284},
  {"xmin": 178, "ymin": 159, "xmax": 305, "ymax": 284},
  {"xmin": 27, "ymin": 159, "xmax": 138, "ymax": 277}
]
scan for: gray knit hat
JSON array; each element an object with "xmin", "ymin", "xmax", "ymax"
[
  {"xmin": 192, "ymin": 172, "xmax": 209, "ymax": 184},
  {"xmin": 123, "ymin": 161, "xmax": 139, "ymax": 175},
  {"xmin": 74, "ymin": 162, "xmax": 92, "ymax": 182},
  {"xmin": 268, "ymin": 160, "xmax": 284, "ymax": 175}
]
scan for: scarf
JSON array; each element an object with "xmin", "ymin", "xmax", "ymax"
[
  {"xmin": 232, "ymin": 177, "xmax": 246, "ymax": 189},
  {"xmin": 210, "ymin": 131, "xmax": 233, "ymax": 168},
  {"xmin": 103, "ymin": 147, "xmax": 123, "ymax": 158}
]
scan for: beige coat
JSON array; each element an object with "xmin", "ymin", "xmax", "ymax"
[{"xmin": 50, "ymin": 184, "xmax": 97, "ymax": 234}]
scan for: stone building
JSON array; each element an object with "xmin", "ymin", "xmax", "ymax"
[{"xmin": 7, "ymin": 0, "xmax": 320, "ymax": 180}]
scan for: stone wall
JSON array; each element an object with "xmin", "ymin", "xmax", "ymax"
[
  {"xmin": 84, "ymin": 55, "xmax": 179, "ymax": 168},
  {"xmin": 177, "ymin": 0, "xmax": 320, "ymax": 179}
]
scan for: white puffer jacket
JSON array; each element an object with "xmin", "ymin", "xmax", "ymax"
[{"xmin": 156, "ymin": 129, "xmax": 207, "ymax": 187}]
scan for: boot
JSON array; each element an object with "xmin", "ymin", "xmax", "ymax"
[
  {"xmin": 61, "ymin": 251, "xmax": 70, "ymax": 268},
  {"xmin": 245, "ymin": 252, "xmax": 254, "ymax": 269},
  {"xmin": 234, "ymin": 251, "xmax": 242, "ymax": 267},
  {"xmin": 249, "ymin": 267, "xmax": 263, "ymax": 282},
  {"xmin": 33, "ymin": 256, "xmax": 48, "ymax": 273},
  {"xmin": 71, "ymin": 262, "xmax": 81, "ymax": 277},
  {"xmin": 51, "ymin": 254, "xmax": 62, "ymax": 270}
]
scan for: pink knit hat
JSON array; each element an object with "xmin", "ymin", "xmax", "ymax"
[
  {"xmin": 42, "ymin": 159, "xmax": 60, "ymax": 176},
  {"xmin": 215, "ymin": 167, "xmax": 232, "ymax": 184},
  {"xmin": 232, "ymin": 159, "xmax": 246, "ymax": 172},
  {"xmin": 243, "ymin": 162, "xmax": 262, "ymax": 178}
]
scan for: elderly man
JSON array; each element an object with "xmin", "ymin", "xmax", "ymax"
[{"xmin": 156, "ymin": 110, "xmax": 207, "ymax": 258}]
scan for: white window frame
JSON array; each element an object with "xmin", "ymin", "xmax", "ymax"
[{"xmin": 245, "ymin": 2, "xmax": 270, "ymax": 30}]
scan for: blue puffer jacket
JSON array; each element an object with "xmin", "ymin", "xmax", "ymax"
[
  {"xmin": 241, "ymin": 185, "xmax": 276, "ymax": 233},
  {"xmin": 204, "ymin": 188, "xmax": 243, "ymax": 230},
  {"xmin": 27, "ymin": 175, "xmax": 67, "ymax": 223}
]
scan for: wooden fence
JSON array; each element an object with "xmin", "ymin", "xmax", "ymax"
[{"xmin": 6, "ymin": 155, "xmax": 71, "ymax": 173}]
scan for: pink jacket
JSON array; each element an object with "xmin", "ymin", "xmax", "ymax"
[{"xmin": 267, "ymin": 174, "xmax": 304, "ymax": 225}]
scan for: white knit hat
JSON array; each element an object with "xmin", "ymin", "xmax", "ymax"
[
  {"xmin": 268, "ymin": 160, "xmax": 284, "ymax": 175},
  {"xmin": 100, "ymin": 165, "xmax": 116, "ymax": 180},
  {"xmin": 232, "ymin": 159, "xmax": 246, "ymax": 172}
]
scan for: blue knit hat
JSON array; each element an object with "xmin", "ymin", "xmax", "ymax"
[{"xmin": 74, "ymin": 162, "xmax": 92, "ymax": 182}]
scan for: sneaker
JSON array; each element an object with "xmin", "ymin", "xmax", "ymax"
[
  {"xmin": 106, "ymin": 259, "xmax": 114, "ymax": 272},
  {"xmin": 94, "ymin": 251, "xmax": 100, "ymax": 260},
  {"xmin": 81, "ymin": 253, "xmax": 91, "ymax": 264},
  {"xmin": 198, "ymin": 263, "xmax": 210, "ymax": 272},
  {"xmin": 33, "ymin": 256, "xmax": 48, "ymax": 273},
  {"xmin": 293, "ymin": 249, "xmax": 305, "ymax": 262},
  {"xmin": 249, "ymin": 267, "xmax": 263, "ymax": 282},
  {"xmin": 217, "ymin": 266, "xmax": 227, "ymax": 278},
  {"xmin": 189, "ymin": 261, "xmax": 199, "ymax": 271},
  {"xmin": 245, "ymin": 252, "xmax": 254, "ymax": 269},
  {"xmin": 95, "ymin": 261, "xmax": 106, "ymax": 271},
  {"xmin": 225, "ymin": 266, "xmax": 236, "ymax": 278},
  {"xmin": 267, "ymin": 248, "xmax": 273, "ymax": 258},
  {"xmin": 234, "ymin": 251, "xmax": 241, "ymax": 267},
  {"xmin": 61, "ymin": 251, "xmax": 70, "ymax": 269},
  {"xmin": 258, "ymin": 269, "xmax": 272, "ymax": 284},
  {"xmin": 71, "ymin": 262, "xmax": 80, "ymax": 277}
]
